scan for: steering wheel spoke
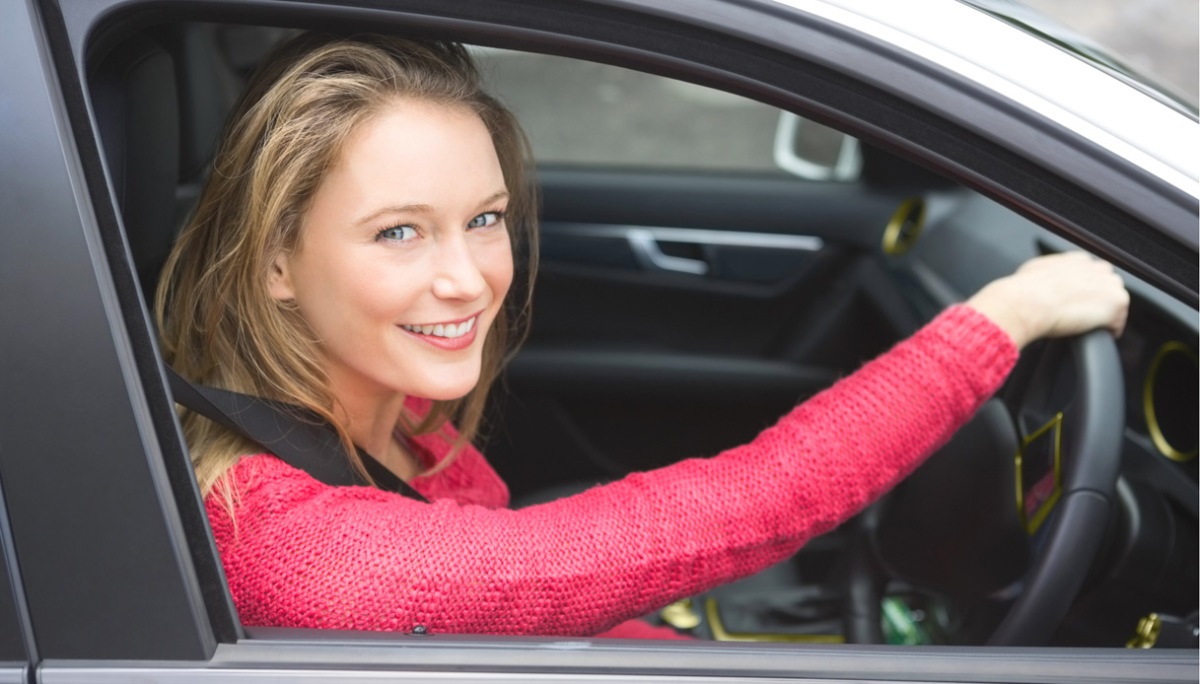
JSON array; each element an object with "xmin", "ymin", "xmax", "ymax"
[{"xmin": 1002, "ymin": 340, "xmax": 1075, "ymax": 436}]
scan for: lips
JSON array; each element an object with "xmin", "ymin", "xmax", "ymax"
[
  {"xmin": 399, "ymin": 314, "xmax": 480, "ymax": 351},
  {"xmin": 400, "ymin": 317, "xmax": 476, "ymax": 339}
]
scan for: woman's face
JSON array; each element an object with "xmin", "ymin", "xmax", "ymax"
[{"xmin": 269, "ymin": 99, "xmax": 513, "ymax": 404}]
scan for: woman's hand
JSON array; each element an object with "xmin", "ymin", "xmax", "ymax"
[{"xmin": 966, "ymin": 252, "xmax": 1130, "ymax": 350}]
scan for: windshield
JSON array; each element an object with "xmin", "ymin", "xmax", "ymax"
[{"xmin": 961, "ymin": 0, "xmax": 1199, "ymax": 117}]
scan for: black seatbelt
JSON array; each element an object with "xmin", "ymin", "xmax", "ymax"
[{"xmin": 165, "ymin": 366, "xmax": 429, "ymax": 502}]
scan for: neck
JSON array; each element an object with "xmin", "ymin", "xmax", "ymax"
[{"xmin": 327, "ymin": 372, "xmax": 415, "ymax": 479}]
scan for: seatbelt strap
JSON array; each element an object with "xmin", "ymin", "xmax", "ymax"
[{"xmin": 164, "ymin": 365, "xmax": 429, "ymax": 503}]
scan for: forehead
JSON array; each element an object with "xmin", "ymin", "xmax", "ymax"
[
  {"xmin": 310, "ymin": 98, "xmax": 505, "ymax": 219},
  {"xmin": 339, "ymin": 98, "xmax": 496, "ymax": 165}
]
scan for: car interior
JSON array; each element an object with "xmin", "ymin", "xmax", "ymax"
[{"xmin": 86, "ymin": 17, "xmax": 1197, "ymax": 650}]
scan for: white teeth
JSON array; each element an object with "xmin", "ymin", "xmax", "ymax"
[{"xmin": 403, "ymin": 317, "xmax": 476, "ymax": 339}]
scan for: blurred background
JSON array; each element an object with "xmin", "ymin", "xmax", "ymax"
[{"xmin": 1025, "ymin": 0, "xmax": 1197, "ymax": 106}]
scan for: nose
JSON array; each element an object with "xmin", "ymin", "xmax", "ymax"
[{"xmin": 431, "ymin": 232, "xmax": 487, "ymax": 301}]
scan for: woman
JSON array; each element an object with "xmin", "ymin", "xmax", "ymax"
[{"xmin": 156, "ymin": 33, "xmax": 1129, "ymax": 637}]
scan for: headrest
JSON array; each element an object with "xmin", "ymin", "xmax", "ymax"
[{"xmin": 90, "ymin": 34, "xmax": 181, "ymax": 300}]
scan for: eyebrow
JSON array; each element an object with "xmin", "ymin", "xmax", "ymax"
[{"xmin": 355, "ymin": 189, "xmax": 510, "ymax": 226}]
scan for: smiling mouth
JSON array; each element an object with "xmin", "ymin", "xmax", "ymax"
[{"xmin": 400, "ymin": 316, "xmax": 477, "ymax": 340}]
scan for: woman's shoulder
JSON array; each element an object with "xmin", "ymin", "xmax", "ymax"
[
  {"xmin": 209, "ymin": 453, "xmax": 329, "ymax": 511},
  {"xmin": 214, "ymin": 440, "xmax": 509, "ymax": 511},
  {"xmin": 217, "ymin": 452, "xmax": 298, "ymax": 490}
]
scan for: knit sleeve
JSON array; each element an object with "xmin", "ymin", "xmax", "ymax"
[{"xmin": 207, "ymin": 304, "xmax": 1017, "ymax": 636}]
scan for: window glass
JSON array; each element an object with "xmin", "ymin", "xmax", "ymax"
[{"xmin": 472, "ymin": 48, "xmax": 859, "ymax": 179}]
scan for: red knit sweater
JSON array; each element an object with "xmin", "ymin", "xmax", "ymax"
[{"xmin": 206, "ymin": 305, "xmax": 1017, "ymax": 637}]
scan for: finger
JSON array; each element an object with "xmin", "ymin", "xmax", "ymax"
[
  {"xmin": 1111, "ymin": 291, "xmax": 1131, "ymax": 338},
  {"xmin": 1111, "ymin": 315, "xmax": 1127, "ymax": 338}
]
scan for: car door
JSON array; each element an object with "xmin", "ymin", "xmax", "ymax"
[{"xmin": 2, "ymin": 0, "xmax": 1194, "ymax": 681}]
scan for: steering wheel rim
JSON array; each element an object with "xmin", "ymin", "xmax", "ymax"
[
  {"xmin": 852, "ymin": 328, "xmax": 1124, "ymax": 646},
  {"xmin": 987, "ymin": 328, "xmax": 1124, "ymax": 645}
]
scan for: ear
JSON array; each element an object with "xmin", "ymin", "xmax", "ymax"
[{"xmin": 267, "ymin": 252, "xmax": 296, "ymax": 301}]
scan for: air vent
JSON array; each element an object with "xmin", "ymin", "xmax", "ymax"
[{"xmin": 1144, "ymin": 341, "xmax": 1198, "ymax": 462}]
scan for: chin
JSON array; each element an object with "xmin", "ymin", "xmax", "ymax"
[
  {"xmin": 419, "ymin": 387, "xmax": 477, "ymax": 402},
  {"xmin": 407, "ymin": 370, "xmax": 482, "ymax": 402}
]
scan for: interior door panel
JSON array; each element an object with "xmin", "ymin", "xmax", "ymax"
[{"xmin": 485, "ymin": 168, "xmax": 916, "ymax": 500}]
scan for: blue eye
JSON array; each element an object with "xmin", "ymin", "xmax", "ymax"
[
  {"xmin": 376, "ymin": 225, "xmax": 417, "ymax": 242},
  {"xmin": 468, "ymin": 211, "xmax": 504, "ymax": 230}
]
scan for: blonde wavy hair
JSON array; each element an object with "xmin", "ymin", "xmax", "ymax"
[{"xmin": 156, "ymin": 33, "xmax": 538, "ymax": 498}]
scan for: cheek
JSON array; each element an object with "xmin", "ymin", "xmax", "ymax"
[
  {"xmin": 295, "ymin": 254, "xmax": 414, "ymax": 330},
  {"xmin": 482, "ymin": 236, "xmax": 515, "ymax": 303}
]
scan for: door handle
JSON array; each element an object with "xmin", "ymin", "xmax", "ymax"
[{"xmin": 626, "ymin": 229, "xmax": 708, "ymax": 275}]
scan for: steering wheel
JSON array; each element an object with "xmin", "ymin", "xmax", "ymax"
[{"xmin": 852, "ymin": 328, "xmax": 1124, "ymax": 646}]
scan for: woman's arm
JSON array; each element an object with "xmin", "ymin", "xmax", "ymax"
[{"xmin": 210, "ymin": 304, "xmax": 1016, "ymax": 636}]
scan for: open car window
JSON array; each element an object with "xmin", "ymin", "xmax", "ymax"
[
  {"xmin": 2, "ymin": 0, "xmax": 1194, "ymax": 681},
  {"xmin": 97, "ymin": 14, "xmax": 1198, "ymax": 648}
]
